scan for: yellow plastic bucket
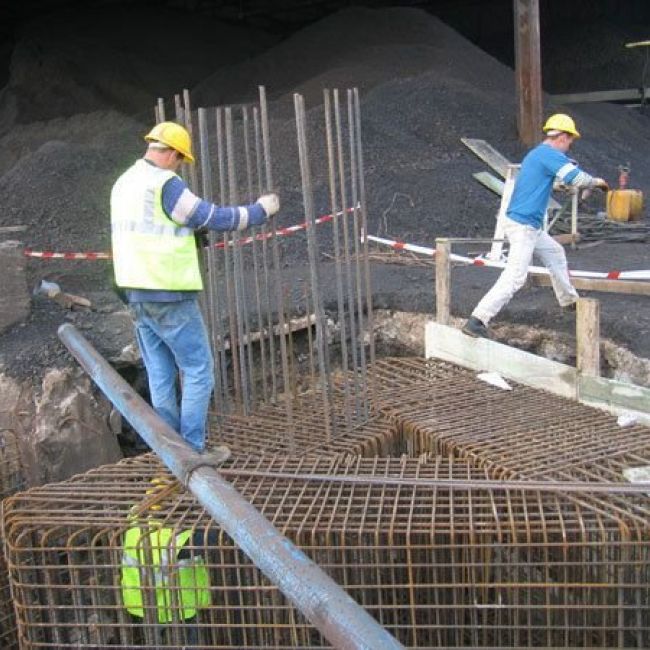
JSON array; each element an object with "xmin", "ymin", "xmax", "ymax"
[{"xmin": 606, "ymin": 189, "xmax": 644, "ymax": 222}]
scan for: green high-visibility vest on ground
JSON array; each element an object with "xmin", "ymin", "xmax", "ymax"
[
  {"xmin": 110, "ymin": 159, "xmax": 203, "ymax": 291},
  {"xmin": 121, "ymin": 524, "xmax": 210, "ymax": 623}
]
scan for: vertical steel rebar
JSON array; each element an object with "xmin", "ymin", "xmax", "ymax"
[
  {"xmin": 240, "ymin": 106, "xmax": 258, "ymax": 407},
  {"xmin": 216, "ymin": 107, "xmax": 241, "ymax": 408},
  {"xmin": 323, "ymin": 89, "xmax": 353, "ymax": 429},
  {"xmin": 157, "ymin": 97, "xmax": 166, "ymax": 123},
  {"xmin": 198, "ymin": 108, "xmax": 227, "ymax": 420},
  {"xmin": 174, "ymin": 94, "xmax": 187, "ymax": 185},
  {"xmin": 353, "ymin": 87, "xmax": 375, "ymax": 365},
  {"xmin": 253, "ymin": 106, "xmax": 277, "ymax": 402},
  {"xmin": 259, "ymin": 85, "xmax": 294, "ymax": 445},
  {"xmin": 294, "ymin": 93, "xmax": 333, "ymax": 441},
  {"xmin": 174, "ymin": 94, "xmax": 184, "ymax": 123},
  {"xmin": 182, "ymin": 89, "xmax": 199, "ymax": 193},
  {"xmin": 304, "ymin": 281, "xmax": 316, "ymax": 389},
  {"xmin": 347, "ymin": 89, "xmax": 368, "ymax": 419},
  {"xmin": 245, "ymin": 108, "xmax": 269, "ymax": 404},
  {"xmin": 333, "ymin": 89, "xmax": 361, "ymax": 419},
  {"xmin": 225, "ymin": 107, "xmax": 250, "ymax": 415}
]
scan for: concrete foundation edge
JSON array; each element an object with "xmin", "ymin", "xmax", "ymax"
[{"xmin": 424, "ymin": 321, "xmax": 650, "ymax": 424}]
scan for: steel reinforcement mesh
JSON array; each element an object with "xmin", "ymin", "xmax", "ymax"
[
  {"xmin": 3, "ymin": 452, "xmax": 650, "ymax": 649},
  {"xmin": 5, "ymin": 357, "xmax": 650, "ymax": 648},
  {"xmin": 370, "ymin": 358, "xmax": 650, "ymax": 478},
  {"xmin": 0, "ymin": 427, "xmax": 28, "ymax": 650},
  {"xmin": 208, "ymin": 392, "xmax": 399, "ymax": 458}
]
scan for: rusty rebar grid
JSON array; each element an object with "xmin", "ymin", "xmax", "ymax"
[
  {"xmin": 3, "ymin": 451, "xmax": 649, "ymax": 648},
  {"xmin": 0, "ymin": 427, "xmax": 28, "ymax": 650}
]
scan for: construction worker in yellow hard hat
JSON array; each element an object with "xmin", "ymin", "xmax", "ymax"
[
  {"xmin": 111, "ymin": 119, "xmax": 280, "ymax": 458},
  {"xmin": 144, "ymin": 121, "xmax": 196, "ymax": 163},
  {"xmin": 463, "ymin": 113, "xmax": 609, "ymax": 339},
  {"xmin": 121, "ymin": 476, "xmax": 210, "ymax": 646}
]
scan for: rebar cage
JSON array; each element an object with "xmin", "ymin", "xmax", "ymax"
[
  {"xmin": 4, "ymin": 79, "xmax": 650, "ymax": 648},
  {"xmin": 3, "ymin": 451, "xmax": 649, "ymax": 649},
  {"xmin": 0, "ymin": 427, "xmax": 28, "ymax": 649},
  {"xmin": 4, "ymin": 358, "xmax": 650, "ymax": 648}
]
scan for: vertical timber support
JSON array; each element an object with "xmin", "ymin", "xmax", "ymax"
[
  {"xmin": 514, "ymin": 0, "xmax": 542, "ymax": 146},
  {"xmin": 435, "ymin": 238, "xmax": 451, "ymax": 325},
  {"xmin": 576, "ymin": 298, "xmax": 600, "ymax": 377}
]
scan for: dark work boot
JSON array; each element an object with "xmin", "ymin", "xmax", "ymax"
[
  {"xmin": 561, "ymin": 301, "xmax": 577, "ymax": 314},
  {"xmin": 462, "ymin": 316, "xmax": 490, "ymax": 339},
  {"xmin": 199, "ymin": 444, "xmax": 232, "ymax": 465}
]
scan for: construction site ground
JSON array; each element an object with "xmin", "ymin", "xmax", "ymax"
[{"xmin": 1, "ymin": 6, "xmax": 650, "ymax": 380}]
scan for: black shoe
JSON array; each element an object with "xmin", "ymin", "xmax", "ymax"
[
  {"xmin": 561, "ymin": 301, "xmax": 577, "ymax": 313},
  {"xmin": 462, "ymin": 316, "xmax": 490, "ymax": 339},
  {"xmin": 199, "ymin": 445, "xmax": 232, "ymax": 465}
]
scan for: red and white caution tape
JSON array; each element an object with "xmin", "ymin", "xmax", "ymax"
[
  {"xmin": 366, "ymin": 234, "xmax": 650, "ymax": 281},
  {"xmin": 24, "ymin": 249, "xmax": 111, "ymax": 260},
  {"xmin": 212, "ymin": 207, "xmax": 356, "ymax": 249},
  {"xmin": 22, "ymin": 207, "xmax": 358, "ymax": 261}
]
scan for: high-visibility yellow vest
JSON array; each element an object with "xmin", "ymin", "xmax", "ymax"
[
  {"xmin": 121, "ymin": 523, "xmax": 210, "ymax": 623},
  {"xmin": 110, "ymin": 159, "xmax": 203, "ymax": 291}
]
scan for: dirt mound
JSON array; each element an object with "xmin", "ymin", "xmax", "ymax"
[
  {"xmin": 542, "ymin": 19, "xmax": 650, "ymax": 94},
  {"xmin": 0, "ymin": 6, "xmax": 275, "ymax": 131},
  {"xmin": 193, "ymin": 6, "xmax": 497, "ymax": 108},
  {"xmin": 0, "ymin": 112, "xmax": 145, "ymax": 252}
]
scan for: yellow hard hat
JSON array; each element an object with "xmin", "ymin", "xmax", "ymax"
[
  {"xmin": 144, "ymin": 121, "xmax": 195, "ymax": 163},
  {"xmin": 542, "ymin": 113, "xmax": 580, "ymax": 138}
]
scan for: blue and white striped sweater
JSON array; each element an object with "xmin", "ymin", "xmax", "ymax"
[{"xmin": 507, "ymin": 143, "xmax": 594, "ymax": 229}]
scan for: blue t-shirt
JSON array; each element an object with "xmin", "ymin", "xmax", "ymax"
[{"xmin": 507, "ymin": 143, "xmax": 581, "ymax": 229}]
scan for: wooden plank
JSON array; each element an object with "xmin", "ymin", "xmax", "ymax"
[
  {"xmin": 550, "ymin": 88, "xmax": 650, "ymax": 105},
  {"xmin": 552, "ymin": 233, "xmax": 581, "ymax": 245},
  {"xmin": 576, "ymin": 298, "xmax": 600, "ymax": 377},
  {"xmin": 424, "ymin": 321, "xmax": 578, "ymax": 399},
  {"xmin": 530, "ymin": 275, "xmax": 650, "ymax": 296},
  {"xmin": 461, "ymin": 138, "xmax": 512, "ymax": 179},
  {"xmin": 472, "ymin": 171, "xmax": 505, "ymax": 196},
  {"xmin": 435, "ymin": 239, "xmax": 450, "ymax": 325},
  {"xmin": 514, "ymin": 0, "xmax": 543, "ymax": 146}
]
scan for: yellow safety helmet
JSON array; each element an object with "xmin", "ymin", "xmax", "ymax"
[
  {"xmin": 542, "ymin": 113, "xmax": 580, "ymax": 138},
  {"xmin": 144, "ymin": 121, "xmax": 195, "ymax": 163}
]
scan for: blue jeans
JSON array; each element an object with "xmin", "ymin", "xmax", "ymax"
[{"xmin": 130, "ymin": 300, "xmax": 214, "ymax": 451}]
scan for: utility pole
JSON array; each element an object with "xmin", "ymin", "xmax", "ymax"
[{"xmin": 514, "ymin": 0, "xmax": 542, "ymax": 146}]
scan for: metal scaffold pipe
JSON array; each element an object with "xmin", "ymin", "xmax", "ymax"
[{"xmin": 57, "ymin": 323, "xmax": 404, "ymax": 650}]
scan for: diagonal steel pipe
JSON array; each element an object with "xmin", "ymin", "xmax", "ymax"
[{"xmin": 57, "ymin": 323, "xmax": 404, "ymax": 650}]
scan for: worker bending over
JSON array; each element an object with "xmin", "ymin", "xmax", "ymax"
[
  {"xmin": 463, "ymin": 113, "xmax": 608, "ymax": 339},
  {"xmin": 111, "ymin": 121, "xmax": 279, "ymax": 460}
]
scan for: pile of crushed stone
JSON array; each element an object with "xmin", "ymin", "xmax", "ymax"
[{"xmin": 1, "ymin": 5, "xmax": 650, "ymax": 380}]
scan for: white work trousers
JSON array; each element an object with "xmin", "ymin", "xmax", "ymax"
[{"xmin": 472, "ymin": 219, "xmax": 578, "ymax": 325}]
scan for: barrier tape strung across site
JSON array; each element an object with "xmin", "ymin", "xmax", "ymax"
[
  {"xmin": 212, "ymin": 207, "xmax": 356, "ymax": 249},
  {"xmin": 366, "ymin": 234, "xmax": 650, "ymax": 281},
  {"xmin": 22, "ymin": 207, "xmax": 357, "ymax": 261}
]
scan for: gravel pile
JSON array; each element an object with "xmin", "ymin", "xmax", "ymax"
[
  {"xmin": 542, "ymin": 19, "xmax": 650, "ymax": 94},
  {"xmin": 1, "ymin": 5, "xmax": 650, "ymax": 379}
]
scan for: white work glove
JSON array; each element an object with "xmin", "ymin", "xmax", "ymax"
[
  {"xmin": 257, "ymin": 193, "xmax": 280, "ymax": 217},
  {"xmin": 591, "ymin": 177, "xmax": 610, "ymax": 192}
]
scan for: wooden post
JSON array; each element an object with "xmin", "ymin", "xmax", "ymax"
[
  {"xmin": 514, "ymin": 0, "xmax": 542, "ymax": 146},
  {"xmin": 435, "ymin": 238, "xmax": 451, "ymax": 325},
  {"xmin": 576, "ymin": 298, "xmax": 600, "ymax": 377}
]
